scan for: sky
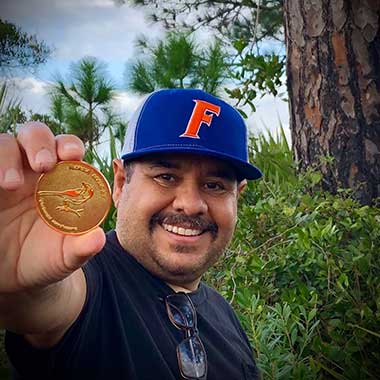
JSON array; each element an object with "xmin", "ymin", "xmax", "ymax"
[{"xmin": 1, "ymin": 0, "xmax": 290, "ymax": 151}]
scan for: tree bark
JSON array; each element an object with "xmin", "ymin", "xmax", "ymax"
[{"xmin": 284, "ymin": 0, "xmax": 380, "ymax": 205}]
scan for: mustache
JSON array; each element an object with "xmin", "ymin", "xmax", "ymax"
[{"xmin": 150, "ymin": 213, "xmax": 218, "ymax": 237}]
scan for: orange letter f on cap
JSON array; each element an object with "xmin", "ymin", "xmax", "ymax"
[{"xmin": 180, "ymin": 99, "xmax": 221, "ymax": 139}]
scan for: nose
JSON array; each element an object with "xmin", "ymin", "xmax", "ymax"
[{"xmin": 172, "ymin": 181, "xmax": 208, "ymax": 216}]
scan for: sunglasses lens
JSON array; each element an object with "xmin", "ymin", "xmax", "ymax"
[
  {"xmin": 177, "ymin": 336, "xmax": 207, "ymax": 379},
  {"xmin": 166, "ymin": 294, "xmax": 207, "ymax": 379},
  {"xmin": 167, "ymin": 294, "xmax": 195, "ymax": 328}
]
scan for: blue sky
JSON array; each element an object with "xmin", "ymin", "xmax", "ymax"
[
  {"xmin": 1, "ymin": 0, "xmax": 290, "ymax": 144},
  {"xmin": 1, "ymin": 0, "xmax": 162, "ymax": 86}
]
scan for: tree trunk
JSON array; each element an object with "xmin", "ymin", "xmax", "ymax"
[{"xmin": 284, "ymin": 0, "xmax": 380, "ymax": 205}]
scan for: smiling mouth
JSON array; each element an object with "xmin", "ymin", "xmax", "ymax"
[
  {"xmin": 150, "ymin": 213, "xmax": 218, "ymax": 240},
  {"xmin": 162, "ymin": 223, "xmax": 203, "ymax": 237}
]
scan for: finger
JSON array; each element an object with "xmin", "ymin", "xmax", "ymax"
[
  {"xmin": 56, "ymin": 134, "xmax": 85, "ymax": 161},
  {"xmin": 62, "ymin": 228, "xmax": 106, "ymax": 271},
  {"xmin": 0, "ymin": 134, "xmax": 25, "ymax": 190},
  {"xmin": 17, "ymin": 122, "xmax": 57, "ymax": 173}
]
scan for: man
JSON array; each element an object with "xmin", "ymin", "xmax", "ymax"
[{"xmin": 0, "ymin": 88, "xmax": 262, "ymax": 379}]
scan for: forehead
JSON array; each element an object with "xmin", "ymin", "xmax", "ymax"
[{"xmin": 137, "ymin": 153, "xmax": 238, "ymax": 179}]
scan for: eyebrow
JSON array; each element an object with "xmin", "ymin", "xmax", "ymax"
[
  {"xmin": 147, "ymin": 160, "xmax": 180, "ymax": 170},
  {"xmin": 146, "ymin": 159, "xmax": 236, "ymax": 181},
  {"xmin": 206, "ymin": 169, "xmax": 237, "ymax": 182}
]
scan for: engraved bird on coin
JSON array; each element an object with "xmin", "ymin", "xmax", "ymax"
[{"xmin": 37, "ymin": 182, "xmax": 94, "ymax": 217}]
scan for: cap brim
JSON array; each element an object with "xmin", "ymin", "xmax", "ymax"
[{"xmin": 121, "ymin": 146, "xmax": 262, "ymax": 180}]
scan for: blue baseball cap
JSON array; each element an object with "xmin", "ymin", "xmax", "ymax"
[{"xmin": 121, "ymin": 88, "xmax": 262, "ymax": 180}]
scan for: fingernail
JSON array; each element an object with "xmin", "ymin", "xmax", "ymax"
[
  {"xmin": 4, "ymin": 168, "xmax": 22, "ymax": 184},
  {"xmin": 63, "ymin": 143, "xmax": 80, "ymax": 152},
  {"xmin": 35, "ymin": 148, "xmax": 54, "ymax": 165}
]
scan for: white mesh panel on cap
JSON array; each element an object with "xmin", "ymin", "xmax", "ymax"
[{"xmin": 121, "ymin": 93, "xmax": 151, "ymax": 155}]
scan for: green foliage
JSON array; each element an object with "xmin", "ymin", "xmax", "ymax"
[
  {"xmin": 226, "ymin": 52, "xmax": 285, "ymax": 113},
  {"xmin": 0, "ymin": 19, "xmax": 52, "ymax": 74},
  {"xmin": 51, "ymin": 57, "xmax": 116, "ymax": 151},
  {"xmin": 78, "ymin": 126, "xmax": 380, "ymax": 379},
  {"xmin": 127, "ymin": 32, "xmax": 229, "ymax": 95},
  {"xmin": 29, "ymin": 111, "xmax": 65, "ymax": 136},
  {"xmin": 85, "ymin": 124, "xmax": 121, "ymax": 231},
  {"xmin": 248, "ymin": 126, "xmax": 295, "ymax": 191},
  {"xmin": 123, "ymin": 1, "xmax": 283, "ymax": 44},
  {"xmin": 205, "ymin": 132, "xmax": 380, "ymax": 379},
  {"xmin": 0, "ymin": 82, "xmax": 24, "ymax": 134},
  {"xmin": 195, "ymin": 40, "xmax": 230, "ymax": 96},
  {"xmin": 123, "ymin": 0, "xmax": 285, "ymax": 111},
  {"xmin": 0, "ymin": 83, "xmax": 67, "ymax": 135},
  {"xmin": 82, "ymin": 125, "xmax": 380, "ymax": 379}
]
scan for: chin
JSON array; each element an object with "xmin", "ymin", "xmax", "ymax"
[
  {"xmin": 159, "ymin": 269, "xmax": 204, "ymax": 290},
  {"xmin": 154, "ymin": 249, "xmax": 218, "ymax": 279}
]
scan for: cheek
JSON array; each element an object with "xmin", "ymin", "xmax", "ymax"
[
  {"xmin": 116, "ymin": 189, "xmax": 130, "ymax": 217},
  {"xmin": 117, "ymin": 186, "xmax": 172, "ymax": 224},
  {"xmin": 212, "ymin": 198, "xmax": 238, "ymax": 230},
  {"xmin": 116, "ymin": 188, "xmax": 142, "ymax": 227}
]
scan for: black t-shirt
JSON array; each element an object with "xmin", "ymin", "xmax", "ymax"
[{"xmin": 6, "ymin": 231, "xmax": 259, "ymax": 380}]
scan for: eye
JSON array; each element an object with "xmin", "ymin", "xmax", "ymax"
[
  {"xmin": 159, "ymin": 173, "xmax": 175, "ymax": 181},
  {"xmin": 204, "ymin": 181, "xmax": 225, "ymax": 192},
  {"xmin": 154, "ymin": 173, "xmax": 176, "ymax": 185}
]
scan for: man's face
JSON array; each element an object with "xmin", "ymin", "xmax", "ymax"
[{"xmin": 112, "ymin": 153, "xmax": 245, "ymax": 290}]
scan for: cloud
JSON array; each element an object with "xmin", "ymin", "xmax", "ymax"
[
  {"xmin": 55, "ymin": 0, "xmax": 117, "ymax": 9},
  {"xmin": 247, "ymin": 92, "xmax": 291, "ymax": 143},
  {"xmin": 1, "ymin": 0, "xmax": 163, "ymax": 82},
  {"xmin": 54, "ymin": 10, "xmax": 152, "ymax": 61},
  {"xmin": 111, "ymin": 91, "xmax": 143, "ymax": 118},
  {"xmin": 218, "ymin": 83, "xmax": 290, "ymax": 143},
  {"xmin": 4, "ymin": 77, "xmax": 53, "ymax": 114},
  {"xmin": 3, "ymin": 76, "xmax": 144, "ymax": 121}
]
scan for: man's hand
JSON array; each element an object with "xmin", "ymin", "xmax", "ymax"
[{"xmin": 0, "ymin": 122, "xmax": 106, "ymax": 340}]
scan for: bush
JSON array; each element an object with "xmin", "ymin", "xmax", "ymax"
[{"xmin": 205, "ymin": 132, "xmax": 380, "ymax": 379}]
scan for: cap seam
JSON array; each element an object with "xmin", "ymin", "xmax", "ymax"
[
  {"xmin": 135, "ymin": 143, "xmax": 213, "ymax": 148},
  {"xmin": 122, "ymin": 146, "xmax": 254, "ymax": 166},
  {"xmin": 132, "ymin": 92, "xmax": 156, "ymax": 152}
]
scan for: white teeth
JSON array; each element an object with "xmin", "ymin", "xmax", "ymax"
[{"xmin": 162, "ymin": 224, "xmax": 202, "ymax": 236}]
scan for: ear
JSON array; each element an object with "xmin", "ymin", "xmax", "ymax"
[
  {"xmin": 112, "ymin": 159, "xmax": 125, "ymax": 208},
  {"xmin": 236, "ymin": 179, "xmax": 247, "ymax": 199}
]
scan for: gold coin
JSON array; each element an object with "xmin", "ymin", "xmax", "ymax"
[{"xmin": 35, "ymin": 161, "xmax": 112, "ymax": 235}]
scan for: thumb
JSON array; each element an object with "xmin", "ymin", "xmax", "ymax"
[{"xmin": 62, "ymin": 227, "xmax": 106, "ymax": 270}]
